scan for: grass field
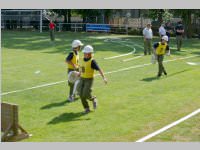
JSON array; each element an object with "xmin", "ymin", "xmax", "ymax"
[{"xmin": 1, "ymin": 31, "xmax": 200, "ymax": 142}]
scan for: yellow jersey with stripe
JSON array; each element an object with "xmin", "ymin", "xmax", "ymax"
[
  {"xmin": 155, "ymin": 42, "xmax": 168, "ymax": 55},
  {"xmin": 68, "ymin": 51, "xmax": 79, "ymax": 69},
  {"xmin": 80, "ymin": 58, "xmax": 94, "ymax": 78}
]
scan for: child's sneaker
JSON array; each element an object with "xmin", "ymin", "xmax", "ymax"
[
  {"xmin": 67, "ymin": 96, "xmax": 74, "ymax": 102},
  {"xmin": 83, "ymin": 108, "xmax": 90, "ymax": 114},
  {"xmin": 93, "ymin": 98, "xmax": 98, "ymax": 109}
]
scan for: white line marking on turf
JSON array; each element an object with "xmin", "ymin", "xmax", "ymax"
[
  {"xmin": 103, "ymin": 38, "xmax": 136, "ymax": 60},
  {"xmin": 1, "ymin": 55, "xmax": 198, "ymax": 96},
  {"xmin": 1, "ymin": 80, "xmax": 67, "ymax": 96},
  {"xmin": 104, "ymin": 48, "xmax": 136, "ymax": 60},
  {"xmin": 123, "ymin": 55, "xmax": 143, "ymax": 62},
  {"xmin": 186, "ymin": 62, "xmax": 200, "ymax": 66},
  {"xmin": 136, "ymin": 108, "xmax": 200, "ymax": 142}
]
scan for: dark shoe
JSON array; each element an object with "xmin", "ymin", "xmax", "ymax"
[
  {"xmin": 157, "ymin": 74, "xmax": 161, "ymax": 78},
  {"xmin": 83, "ymin": 108, "xmax": 90, "ymax": 114},
  {"xmin": 93, "ymin": 98, "xmax": 98, "ymax": 110},
  {"xmin": 67, "ymin": 96, "xmax": 74, "ymax": 102},
  {"xmin": 164, "ymin": 72, "xmax": 167, "ymax": 75}
]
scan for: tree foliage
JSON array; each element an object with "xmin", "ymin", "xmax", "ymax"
[{"xmin": 50, "ymin": 9, "xmax": 72, "ymax": 30}]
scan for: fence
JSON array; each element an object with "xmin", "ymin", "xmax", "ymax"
[
  {"xmin": 57, "ymin": 23, "xmax": 134, "ymax": 34},
  {"xmin": 110, "ymin": 17, "xmax": 151, "ymax": 28}
]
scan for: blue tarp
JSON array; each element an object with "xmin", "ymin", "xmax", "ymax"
[{"xmin": 86, "ymin": 24, "xmax": 110, "ymax": 32}]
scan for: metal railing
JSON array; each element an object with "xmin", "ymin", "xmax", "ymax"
[{"xmin": 57, "ymin": 23, "xmax": 130, "ymax": 34}]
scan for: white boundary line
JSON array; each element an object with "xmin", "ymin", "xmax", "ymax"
[
  {"xmin": 104, "ymin": 48, "xmax": 135, "ymax": 60},
  {"xmin": 1, "ymin": 55, "xmax": 198, "ymax": 96},
  {"xmin": 123, "ymin": 55, "xmax": 143, "ymax": 62},
  {"xmin": 186, "ymin": 62, "xmax": 200, "ymax": 66},
  {"xmin": 103, "ymin": 38, "xmax": 136, "ymax": 60},
  {"xmin": 136, "ymin": 108, "xmax": 200, "ymax": 142},
  {"xmin": 1, "ymin": 80, "xmax": 66, "ymax": 96}
]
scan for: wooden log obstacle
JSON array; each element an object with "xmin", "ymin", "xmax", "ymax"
[{"xmin": 1, "ymin": 102, "xmax": 30, "ymax": 142}]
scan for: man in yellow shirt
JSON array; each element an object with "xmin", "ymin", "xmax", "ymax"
[
  {"xmin": 153, "ymin": 35, "xmax": 170, "ymax": 77},
  {"xmin": 66, "ymin": 40, "xmax": 83, "ymax": 102},
  {"xmin": 78, "ymin": 45, "xmax": 107, "ymax": 114}
]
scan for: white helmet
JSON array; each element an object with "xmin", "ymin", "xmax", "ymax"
[
  {"xmin": 82, "ymin": 45, "xmax": 94, "ymax": 53},
  {"xmin": 162, "ymin": 35, "xmax": 168, "ymax": 42},
  {"xmin": 72, "ymin": 40, "xmax": 84, "ymax": 48}
]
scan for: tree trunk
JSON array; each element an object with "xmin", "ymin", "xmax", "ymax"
[
  {"xmin": 64, "ymin": 14, "xmax": 67, "ymax": 31},
  {"xmin": 67, "ymin": 10, "xmax": 71, "ymax": 31},
  {"xmin": 83, "ymin": 17, "xmax": 86, "ymax": 31},
  {"xmin": 104, "ymin": 15, "xmax": 109, "ymax": 24},
  {"xmin": 158, "ymin": 9, "xmax": 164, "ymax": 24},
  {"xmin": 186, "ymin": 11, "xmax": 192, "ymax": 38}
]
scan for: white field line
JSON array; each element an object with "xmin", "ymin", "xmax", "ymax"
[
  {"xmin": 186, "ymin": 62, "xmax": 200, "ymax": 66},
  {"xmin": 104, "ymin": 48, "xmax": 135, "ymax": 60},
  {"xmin": 123, "ymin": 55, "xmax": 143, "ymax": 62},
  {"xmin": 134, "ymin": 44, "xmax": 144, "ymax": 49},
  {"xmin": 104, "ymin": 38, "xmax": 136, "ymax": 60},
  {"xmin": 1, "ymin": 80, "xmax": 67, "ymax": 96},
  {"xmin": 136, "ymin": 108, "xmax": 200, "ymax": 142},
  {"xmin": 1, "ymin": 55, "xmax": 198, "ymax": 96},
  {"xmin": 117, "ymin": 40, "xmax": 143, "ymax": 49}
]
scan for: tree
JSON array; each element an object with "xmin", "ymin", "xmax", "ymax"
[
  {"xmin": 50, "ymin": 9, "xmax": 72, "ymax": 31},
  {"xmin": 148, "ymin": 9, "xmax": 173, "ymax": 23},
  {"xmin": 75, "ymin": 10, "xmax": 100, "ymax": 23},
  {"xmin": 149, "ymin": 9, "xmax": 165, "ymax": 24},
  {"xmin": 104, "ymin": 10, "xmax": 113, "ymax": 24},
  {"xmin": 74, "ymin": 10, "xmax": 113, "ymax": 24}
]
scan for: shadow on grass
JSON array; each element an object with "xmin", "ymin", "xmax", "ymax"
[
  {"xmin": 48, "ymin": 112, "xmax": 90, "ymax": 124},
  {"xmin": 1, "ymin": 31, "xmax": 145, "ymax": 54},
  {"xmin": 2, "ymin": 31, "xmax": 199, "ymax": 57},
  {"xmin": 141, "ymin": 76, "xmax": 159, "ymax": 82},
  {"xmin": 41, "ymin": 98, "xmax": 79, "ymax": 110},
  {"xmin": 141, "ymin": 69, "xmax": 191, "ymax": 82},
  {"xmin": 191, "ymin": 51, "xmax": 200, "ymax": 55},
  {"xmin": 167, "ymin": 69, "xmax": 191, "ymax": 77}
]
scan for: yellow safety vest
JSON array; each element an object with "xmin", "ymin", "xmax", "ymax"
[
  {"xmin": 80, "ymin": 58, "xmax": 94, "ymax": 78},
  {"xmin": 68, "ymin": 51, "xmax": 79, "ymax": 69},
  {"xmin": 156, "ymin": 42, "xmax": 168, "ymax": 55}
]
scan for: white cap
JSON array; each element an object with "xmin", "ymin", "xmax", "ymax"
[
  {"xmin": 72, "ymin": 40, "xmax": 84, "ymax": 48},
  {"xmin": 162, "ymin": 35, "xmax": 168, "ymax": 42},
  {"xmin": 82, "ymin": 45, "xmax": 94, "ymax": 53}
]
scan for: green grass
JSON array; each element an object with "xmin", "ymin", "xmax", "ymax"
[{"xmin": 1, "ymin": 31, "xmax": 200, "ymax": 142}]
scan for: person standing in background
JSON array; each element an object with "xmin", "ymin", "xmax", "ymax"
[
  {"xmin": 165, "ymin": 21, "xmax": 172, "ymax": 44},
  {"xmin": 49, "ymin": 20, "xmax": 56, "ymax": 41},
  {"xmin": 159, "ymin": 24, "xmax": 166, "ymax": 38},
  {"xmin": 143, "ymin": 23, "xmax": 153, "ymax": 55},
  {"xmin": 175, "ymin": 21, "xmax": 184, "ymax": 51}
]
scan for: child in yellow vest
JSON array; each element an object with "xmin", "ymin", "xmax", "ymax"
[
  {"xmin": 78, "ymin": 45, "xmax": 107, "ymax": 114},
  {"xmin": 153, "ymin": 35, "xmax": 170, "ymax": 77},
  {"xmin": 66, "ymin": 40, "xmax": 83, "ymax": 102}
]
